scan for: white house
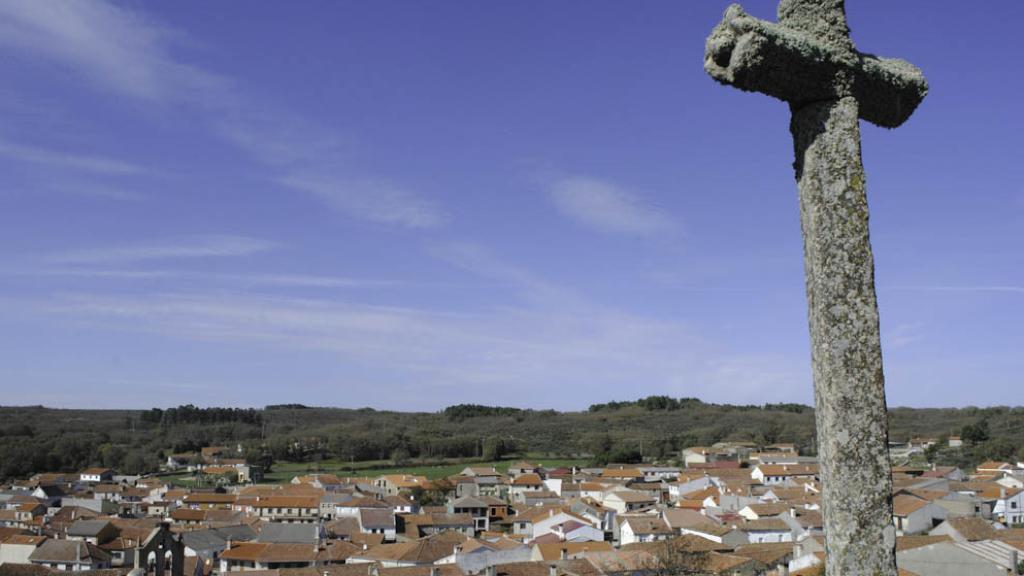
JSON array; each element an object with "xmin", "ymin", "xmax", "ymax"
[
  {"xmin": 358, "ymin": 509, "xmax": 397, "ymax": 542},
  {"xmin": 579, "ymin": 482, "xmax": 608, "ymax": 501},
  {"xmin": 738, "ymin": 503, "xmax": 791, "ymax": 521},
  {"xmin": 79, "ymin": 468, "xmax": 114, "ymax": 484},
  {"xmin": 0, "ymin": 535, "xmax": 47, "ymax": 565},
  {"xmin": 617, "ymin": 516, "xmax": 673, "ymax": 546},
  {"xmin": 682, "ymin": 447, "xmax": 713, "ymax": 467},
  {"xmin": 892, "ymin": 494, "xmax": 947, "ymax": 536},
  {"xmin": 740, "ymin": 518, "xmax": 792, "ymax": 543},
  {"xmin": 991, "ymin": 486, "xmax": 1024, "ymax": 525},
  {"xmin": 750, "ymin": 465, "xmax": 818, "ymax": 485},
  {"xmin": 509, "ymin": 474, "xmax": 544, "ymax": 503},
  {"xmin": 678, "ymin": 521, "xmax": 749, "ymax": 547},
  {"xmin": 637, "ymin": 467, "xmax": 681, "ymax": 481},
  {"xmin": 667, "ymin": 476, "xmax": 714, "ymax": 501},
  {"xmin": 532, "ymin": 511, "xmax": 602, "ymax": 543},
  {"xmin": 601, "ymin": 490, "xmax": 655, "ymax": 514},
  {"xmin": 29, "ymin": 540, "xmax": 112, "ymax": 571}
]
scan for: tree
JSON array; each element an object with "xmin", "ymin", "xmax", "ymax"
[
  {"xmin": 978, "ymin": 438, "xmax": 1017, "ymax": 461},
  {"xmin": 122, "ymin": 449, "xmax": 155, "ymax": 475},
  {"xmin": 99, "ymin": 444, "xmax": 127, "ymax": 469},
  {"xmin": 961, "ymin": 420, "xmax": 990, "ymax": 445},
  {"xmin": 482, "ymin": 437, "xmax": 507, "ymax": 461},
  {"xmin": 391, "ymin": 447, "xmax": 411, "ymax": 466},
  {"xmin": 243, "ymin": 445, "xmax": 274, "ymax": 472},
  {"xmin": 587, "ymin": 433, "xmax": 613, "ymax": 457}
]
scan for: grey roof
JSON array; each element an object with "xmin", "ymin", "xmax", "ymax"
[
  {"xmin": 320, "ymin": 493, "xmax": 354, "ymax": 505},
  {"xmin": 451, "ymin": 496, "xmax": 489, "ymax": 509},
  {"xmin": 67, "ymin": 519, "xmax": 114, "ymax": 537},
  {"xmin": 181, "ymin": 530, "xmax": 227, "ymax": 554},
  {"xmin": 214, "ymin": 524, "xmax": 258, "ymax": 542},
  {"xmin": 425, "ymin": 513, "xmax": 473, "ymax": 526},
  {"xmin": 35, "ymin": 486, "xmax": 65, "ymax": 498},
  {"xmin": 955, "ymin": 540, "xmax": 1022, "ymax": 570},
  {"xmin": 359, "ymin": 508, "xmax": 396, "ymax": 530},
  {"xmin": 29, "ymin": 540, "xmax": 111, "ymax": 564},
  {"xmin": 256, "ymin": 522, "xmax": 318, "ymax": 544}
]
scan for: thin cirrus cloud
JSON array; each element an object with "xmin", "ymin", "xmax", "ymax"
[
  {"xmin": 0, "ymin": 0, "xmax": 224, "ymax": 103},
  {"xmin": 37, "ymin": 245, "xmax": 805, "ymax": 408},
  {"xmin": 47, "ymin": 235, "xmax": 277, "ymax": 265},
  {"xmin": 9, "ymin": 268, "xmax": 387, "ymax": 290},
  {"xmin": 0, "ymin": 0, "xmax": 443, "ymax": 229},
  {"xmin": 548, "ymin": 176, "xmax": 676, "ymax": 236},
  {"xmin": 218, "ymin": 111, "xmax": 448, "ymax": 229},
  {"xmin": 277, "ymin": 173, "xmax": 447, "ymax": 230},
  {"xmin": 0, "ymin": 138, "xmax": 145, "ymax": 176}
]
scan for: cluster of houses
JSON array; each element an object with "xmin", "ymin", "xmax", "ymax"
[{"xmin": 0, "ymin": 443, "xmax": 1022, "ymax": 576}]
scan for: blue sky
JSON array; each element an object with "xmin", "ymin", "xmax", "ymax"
[{"xmin": 0, "ymin": 1, "xmax": 1020, "ymax": 411}]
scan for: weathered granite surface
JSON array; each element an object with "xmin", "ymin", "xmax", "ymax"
[
  {"xmin": 703, "ymin": 1, "xmax": 929, "ymax": 574},
  {"xmin": 792, "ymin": 96, "xmax": 897, "ymax": 576},
  {"xmin": 704, "ymin": 3, "xmax": 927, "ymax": 129}
]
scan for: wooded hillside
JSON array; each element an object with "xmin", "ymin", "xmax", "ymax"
[{"xmin": 1, "ymin": 399, "xmax": 1021, "ymax": 481}]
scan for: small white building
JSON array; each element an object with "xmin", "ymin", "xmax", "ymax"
[
  {"xmin": 892, "ymin": 494, "xmax": 947, "ymax": 536},
  {"xmin": 991, "ymin": 487, "xmax": 1024, "ymax": 525},
  {"xmin": 618, "ymin": 516, "xmax": 672, "ymax": 546},
  {"xmin": 601, "ymin": 490, "xmax": 655, "ymax": 514},
  {"xmin": 79, "ymin": 468, "xmax": 114, "ymax": 484}
]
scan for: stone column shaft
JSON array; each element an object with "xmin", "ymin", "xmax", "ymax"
[{"xmin": 791, "ymin": 96, "xmax": 896, "ymax": 576}]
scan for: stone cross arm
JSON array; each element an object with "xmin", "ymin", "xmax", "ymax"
[{"xmin": 704, "ymin": 4, "xmax": 928, "ymax": 128}]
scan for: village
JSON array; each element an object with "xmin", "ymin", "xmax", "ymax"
[{"xmin": 0, "ymin": 439, "xmax": 1022, "ymax": 576}]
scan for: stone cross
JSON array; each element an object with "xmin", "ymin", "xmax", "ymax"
[{"xmin": 703, "ymin": 2, "xmax": 927, "ymax": 575}]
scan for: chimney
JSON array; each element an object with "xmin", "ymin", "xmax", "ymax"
[
  {"xmin": 486, "ymin": 565, "xmax": 497, "ymax": 576},
  {"xmin": 560, "ymin": 548, "xmax": 568, "ymax": 560},
  {"xmin": 1001, "ymin": 487, "xmax": 1007, "ymax": 500},
  {"xmin": 548, "ymin": 566, "xmax": 557, "ymax": 576},
  {"xmin": 429, "ymin": 568, "xmax": 438, "ymax": 576}
]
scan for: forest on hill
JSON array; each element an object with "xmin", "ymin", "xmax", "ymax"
[{"xmin": 0, "ymin": 398, "xmax": 1022, "ymax": 481}]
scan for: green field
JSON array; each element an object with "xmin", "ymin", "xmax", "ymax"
[{"xmin": 257, "ymin": 456, "xmax": 591, "ymax": 483}]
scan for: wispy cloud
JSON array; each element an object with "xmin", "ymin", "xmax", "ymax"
[
  {"xmin": 281, "ymin": 174, "xmax": 447, "ymax": 230},
  {"xmin": 428, "ymin": 241, "xmax": 576, "ymax": 308},
  {"xmin": 3, "ymin": 267, "xmax": 401, "ymax": 291},
  {"xmin": 883, "ymin": 323, "xmax": 924, "ymax": 349},
  {"xmin": 233, "ymin": 274, "xmax": 396, "ymax": 289},
  {"xmin": 34, "ymin": 243, "xmax": 806, "ymax": 407},
  {"xmin": 0, "ymin": 0, "xmax": 443, "ymax": 228},
  {"xmin": 47, "ymin": 235, "xmax": 277, "ymax": 265},
  {"xmin": 220, "ymin": 113, "xmax": 446, "ymax": 229},
  {"xmin": 0, "ymin": 0, "xmax": 224, "ymax": 102},
  {"xmin": 548, "ymin": 176, "xmax": 675, "ymax": 236},
  {"xmin": 0, "ymin": 138, "xmax": 145, "ymax": 175},
  {"xmin": 11, "ymin": 268, "xmax": 179, "ymax": 280}
]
